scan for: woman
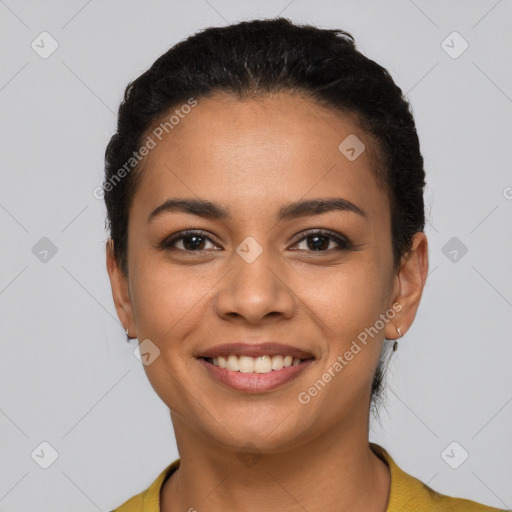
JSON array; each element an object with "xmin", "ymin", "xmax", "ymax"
[{"xmin": 104, "ymin": 18, "xmax": 505, "ymax": 512}]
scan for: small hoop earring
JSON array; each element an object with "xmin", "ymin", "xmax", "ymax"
[{"xmin": 393, "ymin": 327, "xmax": 402, "ymax": 352}]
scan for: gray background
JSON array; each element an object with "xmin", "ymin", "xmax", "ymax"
[{"xmin": 1, "ymin": 0, "xmax": 511, "ymax": 510}]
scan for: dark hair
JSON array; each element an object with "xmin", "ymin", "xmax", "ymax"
[{"xmin": 104, "ymin": 17, "xmax": 425, "ymax": 413}]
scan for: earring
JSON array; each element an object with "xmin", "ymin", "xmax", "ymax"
[{"xmin": 393, "ymin": 327, "xmax": 402, "ymax": 351}]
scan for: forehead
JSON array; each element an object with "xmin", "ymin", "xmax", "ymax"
[{"xmin": 130, "ymin": 92, "xmax": 388, "ymax": 224}]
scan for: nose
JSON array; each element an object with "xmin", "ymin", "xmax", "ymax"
[{"xmin": 213, "ymin": 241, "xmax": 296, "ymax": 325}]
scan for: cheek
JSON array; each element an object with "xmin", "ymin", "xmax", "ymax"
[
  {"xmin": 128, "ymin": 252, "xmax": 213, "ymax": 344},
  {"xmin": 299, "ymin": 266, "xmax": 389, "ymax": 413},
  {"xmin": 129, "ymin": 257, "xmax": 209, "ymax": 408},
  {"xmin": 300, "ymin": 259, "xmax": 390, "ymax": 341}
]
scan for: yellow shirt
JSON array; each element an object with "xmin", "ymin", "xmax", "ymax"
[{"xmin": 112, "ymin": 443, "xmax": 508, "ymax": 511}]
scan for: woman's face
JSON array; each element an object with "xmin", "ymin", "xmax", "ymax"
[{"xmin": 108, "ymin": 92, "xmax": 426, "ymax": 452}]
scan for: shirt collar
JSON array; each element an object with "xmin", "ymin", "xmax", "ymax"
[{"xmin": 141, "ymin": 443, "xmax": 438, "ymax": 512}]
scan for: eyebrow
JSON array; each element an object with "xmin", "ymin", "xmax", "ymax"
[{"xmin": 147, "ymin": 197, "xmax": 367, "ymax": 224}]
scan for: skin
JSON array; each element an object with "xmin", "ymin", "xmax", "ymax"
[{"xmin": 106, "ymin": 92, "xmax": 428, "ymax": 511}]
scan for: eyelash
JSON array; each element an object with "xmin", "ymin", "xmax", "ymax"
[{"xmin": 160, "ymin": 229, "xmax": 354, "ymax": 254}]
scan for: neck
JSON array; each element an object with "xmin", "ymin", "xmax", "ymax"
[{"xmin": 161, "ymin": 415, "xmax": 390, "ymax": 512}]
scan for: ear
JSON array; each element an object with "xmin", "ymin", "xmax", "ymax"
[
  {"xmin": 106, "ymin": 238, "xmax": 136, "ymax": 337},
  {"xmin": 384, "ymin": 232, "xmax": 429, "ymax": 340}
]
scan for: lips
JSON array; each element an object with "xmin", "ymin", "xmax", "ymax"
[
  {"xmin": 197, "ymin": 342, "xmax": 314, "ymax": 360},
  {"xmin": 196, "ymin": 342, "xmax": 315, "ymax": 392}
]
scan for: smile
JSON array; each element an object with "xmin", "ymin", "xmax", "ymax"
[
  {"xmin": 198, "ymin": 356, "xmax": 314, "ymax": 392},
  {"xmin": 205, "ymin": 354, "xmax": 304, "ymax": 374}
]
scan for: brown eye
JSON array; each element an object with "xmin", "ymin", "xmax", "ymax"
[
  {"xmin": 160, "ymin": 230, "xmax": 218, "ymax": 252},
  {"xmin": 292, "ymin": 230, "xmax": 352, "ymax": 252}
]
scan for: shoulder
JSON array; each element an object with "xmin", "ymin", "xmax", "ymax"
[
  {"xmin": 111, "ymin": 459, "xmax": 180, "ymax": 512},
  {"xmin": 370, "ymin": 443, "xmax": 508, "ymax": 512},
  {"xmin": 111, "ymin": 449, "xmax": 507, "ymax": 512},
  {"xmin": 110, "ymin": 492, "xmax": 143, "ymax": 512}
]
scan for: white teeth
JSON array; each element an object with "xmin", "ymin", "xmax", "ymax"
[
  {"xmin": 254, "ymin": 355, "xmax": 272, "ymax": 373},
  {"xmin": 208, "ymin": 355, "xmax": 305, "ymax": 373},
  {"xmin": 226, "ymin": 355, "xmax": 239, "ymax": 371},
  {"xmin": 271, "ymin": 355, "xmax": 284, "ymax": 370},
  {"xmin": 238, "ymin": 356, "xmax": 255, "ymax": 373}
]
